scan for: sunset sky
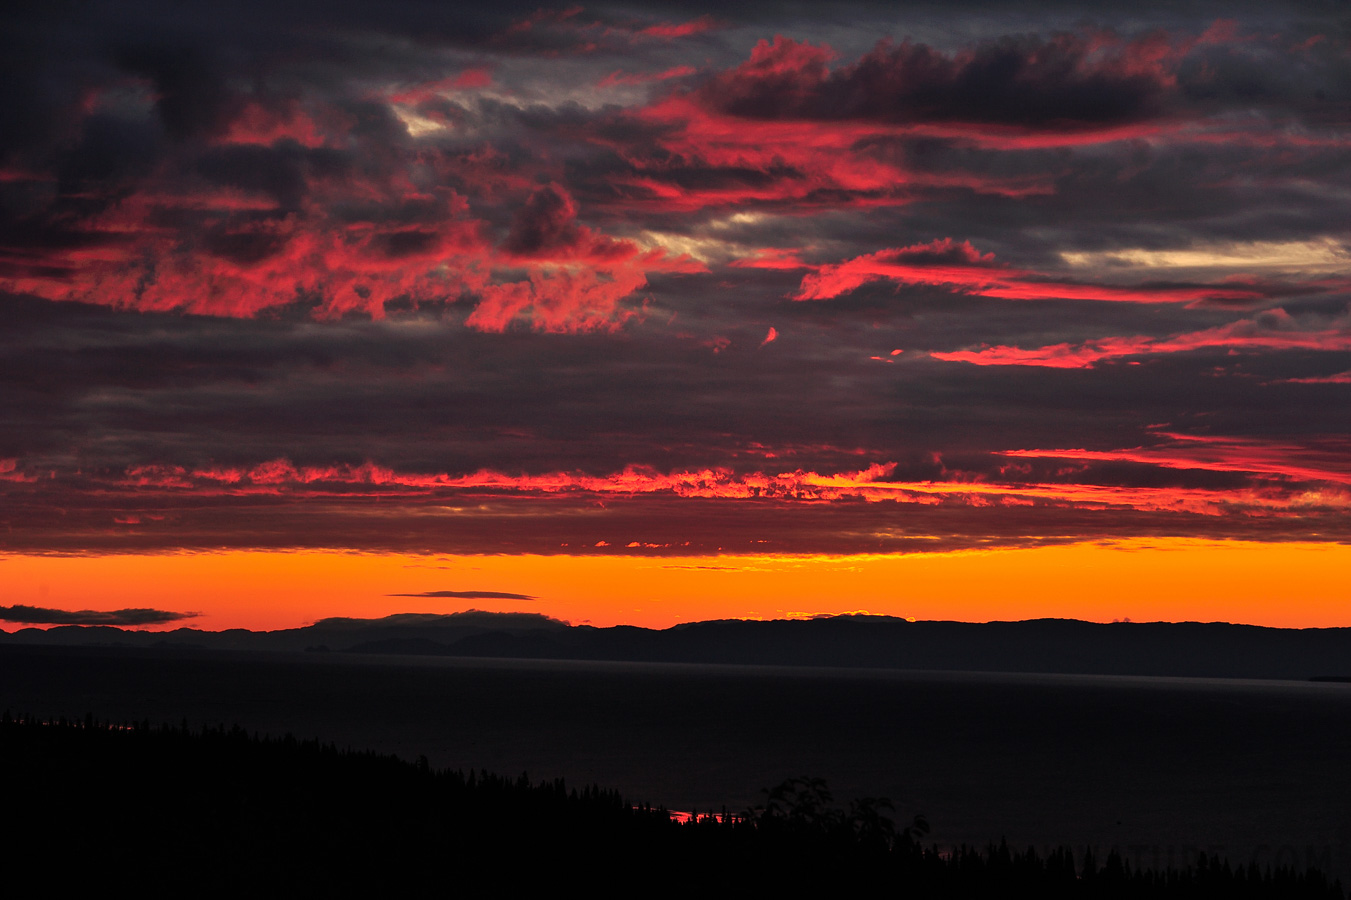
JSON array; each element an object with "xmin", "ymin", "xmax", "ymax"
[{"xmin": 2, "ymin": 1, "xmax": 1349, "ymax": 631}]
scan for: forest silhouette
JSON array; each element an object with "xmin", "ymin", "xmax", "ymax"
[{"xmin": 3, "ymin": 713, "xmax": 1343, "ymax": 896}]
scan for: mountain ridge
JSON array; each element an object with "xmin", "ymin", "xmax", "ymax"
[{"xmin": 3, "ymin": 612, "xmax": 1351, "ymax": 680}]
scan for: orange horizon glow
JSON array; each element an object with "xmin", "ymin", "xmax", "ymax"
[{"xmin": 2, "ymin": 538, "xmax": 1349, "ymax": 633}]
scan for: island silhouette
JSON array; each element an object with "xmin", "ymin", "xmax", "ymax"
[{"xmin": 4, "ymin": 611, "xmax": 1351, "ymax": 680}]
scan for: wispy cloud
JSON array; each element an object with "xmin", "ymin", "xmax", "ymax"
[
  {"xmin": 388, "ymin": 590, "xmax": 537, "ymax": 601},
  {"xmin": 0, "ymin": 606, "xmax": 198, "ymax": 626}
]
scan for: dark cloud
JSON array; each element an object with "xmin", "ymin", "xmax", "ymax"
[
  {"xmin": 389, "ymin": 590, "xmax": 537, "ymax": 600},
  {"xmin": 503, "ymin": 184, "xmax": 581, "ymax": 256},
  {"xmin": 698, "ymin": 33, "xmax": 1169, "ymax": 128},
  {"xmin": 2, "ymin": 481, "xmax": 1348, "ymax": 557},
  {"xmin": 116, "ymin": 44, "xmax": 237, "ymax": 141},
  {"xmin": 0, "ymin": 605, "xmax": 197, "ymax": 626}
]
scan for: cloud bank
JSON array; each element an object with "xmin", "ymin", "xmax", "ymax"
[
  {"xmin": 0, "ymin": 605, "xmax": 198, "ymax": 626},
  {"xmin": 388, "ymin": 590, "xmax": 538, "ymax": 601},
  {"xmin": 0, "ymin": 1, "xmax": 1348, "ymax": 558}
]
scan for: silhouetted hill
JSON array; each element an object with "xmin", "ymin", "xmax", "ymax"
[
  {"xmin": 0, "ymin": 609, "xmax": 567, "ymax": 653},
  {"xmin": 4, "ymin": 613, "xmax": 1351, "ymax": 680}
]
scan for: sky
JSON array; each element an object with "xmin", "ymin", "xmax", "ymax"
[{"xmin": 2, "ymin": 1, "xmax": 1349, "ymax": 631}]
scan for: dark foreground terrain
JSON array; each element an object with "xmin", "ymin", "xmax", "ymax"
[
  {"xmin": 4, "ymin": 644, "xmax": 1351, "ymax": 888},
  {"xmin": 3, "ymin": 714, "xmax": 1343, "ymax": 897}
]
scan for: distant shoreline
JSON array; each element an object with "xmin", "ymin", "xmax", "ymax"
[{"xmin": 6, "ymin": 612, "xmax": 1351, "ymax": 681}]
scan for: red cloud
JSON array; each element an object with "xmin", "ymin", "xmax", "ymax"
[
  {"xmin": 636, "ymin": 17, "xmax": 717, "ymax": 40},
  {"xmin": 795, "ymin": 239, "xmax": 1267, "ymax": 304},
  {"xmin": 1281, "ymin": 371, "xmax": 1351, "ymax": 384},
  {"xmin": 586, "ymin": 24, "xmax": 1306, "ymax": 215},
  {"xmin": 217, "ymin": 100, "xmax": 330, "ymax": 148},
  {"xmin": 501, "ymin": 183, "xmax": 633, "ymax": 260},
  {"xmin": 466, "ymin": 182, "xmax": 705, "ymax": 331},
  {"xmin": 598, "ymin": 66, "xmax": 697, "ymax": 88},
  {"xmin": 1, "ymin": 20, "xmax": 1337, "ymax": 337},
  {"xmin": 1000, "ymin": 432, "xmax": 1351, "ymax": 487},
  {"xmin": 617, "ymin": 94, "xmax": 1054, "ymax": 213},
  {"xmin": 9, "ymin": 439, "xmax": 1348, "ymax": 555},
  {"xmin": 0, "ymin": 165, "xmax": 700, "ymax": 331},
  {"xmin": 106, "ymin": 454, "xmax": 1350, "ymax": 519},
  {"xmin": 700, "ymin": 36, "xmax": 838, "ymax": 110},
  {"xmin": 0, "ymin": 459, "xmax": 38, "ymax": 483},
  {"xmin": 467, "ymin": 265, "xmax": 649, "ymax": 333},
  {"xmin": 499, "ymin": 8, "xmax": 716, "ymax": 54},
  {"xmin": 728, "ymin": 248, "xmax": 809, "ymax": 270},
  {"xmin": 932, "ymin": 309, "xmax": 1351, "ymax": 367},
  {"xmin": 388, "ymin": 69, "xmax": 494, "ymax": 104}
]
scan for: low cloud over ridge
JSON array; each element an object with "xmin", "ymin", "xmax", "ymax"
[{"xmin": 0, "ymin": 605, "xmax": 198, "ymax": 626}]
